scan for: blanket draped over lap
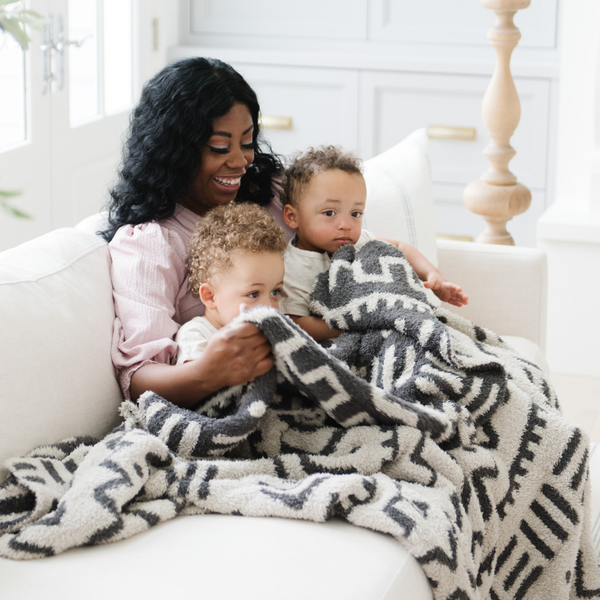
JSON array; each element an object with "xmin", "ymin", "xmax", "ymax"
[{"xmin": 1, "ymin": 240, "xmax": 599, "ymax": 600}]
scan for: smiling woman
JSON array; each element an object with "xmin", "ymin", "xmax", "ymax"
[{"xmin": 99, "ymin": 57, "xmax": 293, "ymax": 407}]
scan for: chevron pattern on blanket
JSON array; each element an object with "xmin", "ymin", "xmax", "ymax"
[{"xmin": 1, "ymin": 240, "xmax": 599, "ymax": 600}]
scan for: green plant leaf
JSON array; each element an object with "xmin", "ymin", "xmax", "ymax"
[
  {"xmin": 1, "ymin": 203, "xmax": 31, "ymax": 219},
  {"xmin": 0, "ymin": 14, "xmax": 30, "ymax": 50},
  {"xmin": 0, "ymin": 190, "xmax": 22, "ymax": 198},
  {"xmin": 20, "ymin": 11, "xmax": 46, "ymax": 30}
]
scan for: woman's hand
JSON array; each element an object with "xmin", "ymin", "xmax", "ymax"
[
  {"xmin": 423, "ymin": 273, "xmax": 469, "ymax": 307},
  {"xmin": 199, "ymin": 321, "xmax": 275, "ymax": 389},
  {"xmin": 129, "ymin": 321, "xmax": 274, "ymax": 407}
]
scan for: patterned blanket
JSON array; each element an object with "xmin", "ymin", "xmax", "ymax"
[{"xmin": 1, "ymin": 240, "xmax": 599, "ymax": 600}]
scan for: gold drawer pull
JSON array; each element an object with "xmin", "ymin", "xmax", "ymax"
[
  {"xmin": 259, "ymin": 115, "xmax": 293, "ymax": 130},
  {"xmin": 427, "ymin": 125, "xmax": 476, "ymax": 141}
]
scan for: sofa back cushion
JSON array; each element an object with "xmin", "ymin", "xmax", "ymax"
[
  {"xmin": 0, "ymin": 228, "xmax": 122, "ymax": 479},
  {"xmin": 363, "ymin": 127, "xmax": 438, "ymax": 267}
]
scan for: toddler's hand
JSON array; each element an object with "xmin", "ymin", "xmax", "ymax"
[{"xmin": 423, "ymin": 274, "xmax": 469, "ymax": 307}]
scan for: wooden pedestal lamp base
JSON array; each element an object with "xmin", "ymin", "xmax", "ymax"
[
  {"xmin": 464, "ymin": 179, "xmax": 531, "ymax": 245},
  {"xmin": 464, "ymin": 0, "xmax": 531, "ymax": 245}
]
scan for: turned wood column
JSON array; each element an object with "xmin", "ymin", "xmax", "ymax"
[{"xmin": 463, "ymin": 0, "xmax": 532, "ymax": 245}]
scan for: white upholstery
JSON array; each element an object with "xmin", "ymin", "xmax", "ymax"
[
  {"xmin": 0, "ymin": 228, "xmax": 123, "ymax": 481},
  {"xmin": 0, "ymin": 516, "xmax": 432, "ymax": 600},
  {"xmin": 437, "ymin": 239, "xmax": 548, "ymax": 351},
  {"xmin": 364, "ymin": 128, "xmax": 438, "ymax": 267},
  {"xmin": 0, "ymin": 130, "xmax": 549, "ymax": 600}
]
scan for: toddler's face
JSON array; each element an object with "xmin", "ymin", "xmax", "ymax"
[
  {"xmin": 285, "ymin": 169, "xmax": 366, "ymax": 254},
  {"xmin": 206, "ymin": 251, "xmax": 285, "ymax": 328}
]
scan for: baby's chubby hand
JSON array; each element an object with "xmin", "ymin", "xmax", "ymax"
[{"xmin": 423, "ymin": 273, "xmax": 469, "ymax": 307}]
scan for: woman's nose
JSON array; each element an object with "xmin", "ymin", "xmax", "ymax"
[{"xmin": 227, "ymin": 145, "xmax": 251, "ymax": 169}]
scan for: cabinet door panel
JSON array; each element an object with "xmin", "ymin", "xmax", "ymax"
[
  {"xmin": 369, "ymin": 0, "xmax": 558, "ymax": 49},
  {"xmin": 230, "ymin": 63, "xmax": 359, "ymax": 159},
  {"xmin": 359, "ymin": 71, "xmax": 549, "ymax": 191},
  {"xmin": 191, "ymin": 0, "xmax": 368, "ymax": 40}
]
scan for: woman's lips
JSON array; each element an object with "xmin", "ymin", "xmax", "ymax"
[{"xmin": 212, "ymin": 175, "xmax": 243, "ymax": 192}]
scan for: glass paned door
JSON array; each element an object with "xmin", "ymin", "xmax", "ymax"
[
  {"xmin": 68, "ymin": 0, "xmax": 99, "ymax": 124},
  {"xmin": 0, "ymin": 35, "xmax": 27, "ymax": 149},
  {"xmin": 0, "ymin": 0, "xmax": 136, "ymax": 251}
]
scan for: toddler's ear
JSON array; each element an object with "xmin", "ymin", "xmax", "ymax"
[
  {"xmin": 283, "ymin": 204, "xmax": 299, "ymax": 230},
  {"xmin": 199, "ymin": 283, "xmax": 217, "ymax": 310}
]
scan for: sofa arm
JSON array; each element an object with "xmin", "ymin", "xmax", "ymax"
[{"xmin": 436, "ymin": 239, "xmax": 548, "ymax": 352}]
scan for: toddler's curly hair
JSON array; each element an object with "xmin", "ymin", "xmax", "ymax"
[
  {"xmin": 187, "ymin": 202, "xmax": 287, "ymax": 297},
  {"xmin": 283, "ymin": 145, "xmax": 363, "ymax": 207}
]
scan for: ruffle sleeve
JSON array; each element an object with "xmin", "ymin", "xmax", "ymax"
[{"xmin": 108, "ymin": 222, "xmax": 190, "ymax": 398}]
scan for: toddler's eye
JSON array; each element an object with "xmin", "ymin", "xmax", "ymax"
[
  {"xmin": 271, "ymin": 289, "xmax": 281, "ymax": 297},
  {"xmin": 352, "ymin": 211, "xmax": 363, "ymax": 218},
  {"xmin": 323, "ymin": 210, "xmax": 335, "ymax": 217},
  {"xmin": 248, "ymin": 291, "xmax": 259, "ymax": 299}
]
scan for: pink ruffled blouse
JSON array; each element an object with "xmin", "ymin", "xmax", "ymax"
[{"xmin": 108, "ymin": 194, "xmax": 292, "ymax": 399}]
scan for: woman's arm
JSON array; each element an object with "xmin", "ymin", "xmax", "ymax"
[
  {"xmin": 130, "ymin": 321, "xmax": 275, "ymax": 406},
  {"xmin": 377, "ymin": 236, "xmax": 468, "ymax": 307}
]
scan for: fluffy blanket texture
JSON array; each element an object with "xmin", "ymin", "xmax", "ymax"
[{"xmin": 1, "ymin": 240, "xmax": 599, "ymax": 600}]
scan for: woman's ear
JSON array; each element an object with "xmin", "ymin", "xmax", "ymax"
[
  {"xmin": 199, "ymin": 283, "xmax": 217, "ymax": 310},
  {"xmin": 283, "ymin": 203, "xmax": 299, "ymax": 230}
]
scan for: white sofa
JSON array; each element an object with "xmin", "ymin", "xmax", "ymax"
[{"xmin": 0, "ymin": 130, "xmax": 550, "ymax": 600}]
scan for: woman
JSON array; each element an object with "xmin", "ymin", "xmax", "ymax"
[{"xmin": 101, "ymin": 57, "xmax": 292, "ymax": 407}]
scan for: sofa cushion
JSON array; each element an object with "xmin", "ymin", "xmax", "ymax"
[
  {"xmin": 0, "ymin": 228, "xmax": 122, "ymax": 480},
  {"xmin": 363, "ymin": 128, "xmax": 438, "ymax": 267},
  {"xmin": 0, "ymin": 515, "xmax": 432, "ymax": 600}
]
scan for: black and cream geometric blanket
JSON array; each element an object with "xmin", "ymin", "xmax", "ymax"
[{"xmin": 1, "ymin": 240, "xmax": 599, "ymax": 600}]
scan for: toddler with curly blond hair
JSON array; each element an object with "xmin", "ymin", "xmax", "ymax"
[{"xmin": 175, "ymin": 202, "xmax": 287, "ymax": 365}]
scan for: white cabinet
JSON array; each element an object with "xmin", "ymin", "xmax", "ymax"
[
  {"xmin": 173, "ymin": 0, "xmax": 560, "ymax": 247},
  {"xmin": 358, "ymin": 70, "xmax": 552, "ymax": 244},
  {"xmin": 228, "ymin": 64, "xmax": 359, "ymax": 159},
  {"xmin": 368, "ymin": 0, "xmax": 558, "ymax": 48},
  {"xmin": 191, "ymin": 0, "xmax": 368, "ymax": 40}
]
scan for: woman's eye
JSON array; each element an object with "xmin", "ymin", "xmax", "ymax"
[
  {"xmin": 209, "ymin": 146, "xmax": 229, "ymax": 155},
  {"xmin": 242, "ymin": 141, "xmax": 254, "ymax": 150}
]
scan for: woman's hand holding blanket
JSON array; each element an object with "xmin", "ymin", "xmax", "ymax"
[{"xmin": 130, "ymin": 322, "xmax": 274, "ymax": 408}]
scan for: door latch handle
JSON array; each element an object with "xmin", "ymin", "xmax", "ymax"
[{"xmin": 40, "ymin": 15, "xmax": 91, "ymax": 93}]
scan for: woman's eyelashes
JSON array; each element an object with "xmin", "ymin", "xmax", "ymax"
[{"xmin": 208, "ymin": 141, "xmax": 254, "ymax": 155}]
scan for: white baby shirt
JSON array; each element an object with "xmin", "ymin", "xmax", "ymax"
[
  {"xmin": 280, "ymin": 229, "xmax": 377, "ymax": 317},
  {"xmin": 175, "ymin": 316, "xmax": 218, "ymax": 365}
]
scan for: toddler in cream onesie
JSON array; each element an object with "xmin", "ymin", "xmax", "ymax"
[
  {"xmin": 279, "ymin": 145, "xmax": 468, "ymax": 342},
  {"xmin": 176, "ymin": 202, "xmax": 287, "ymax": 364}
]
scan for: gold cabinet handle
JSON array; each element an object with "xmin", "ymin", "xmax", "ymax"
[
  {"xmin": 427, "ymin": 125, "xmax": 476, "ymax": 141},
  {"xmin": 259, "ymin": 115, "xmax": 293, "ymax": 130}
]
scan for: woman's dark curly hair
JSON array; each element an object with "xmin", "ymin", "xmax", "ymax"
[{"xmin": 100, "ymin": 57, "xmax": 282, "ymax": 242}]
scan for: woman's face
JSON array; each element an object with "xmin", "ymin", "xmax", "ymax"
[{"xmin": 182, "ymin": 102, "xmax": 255, "ymax": 216}]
